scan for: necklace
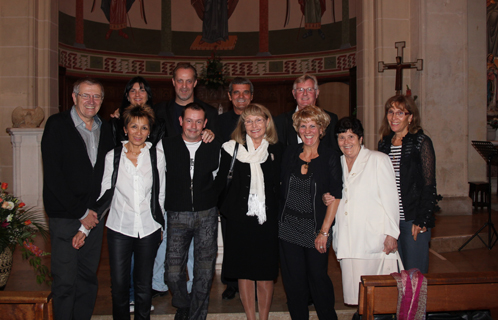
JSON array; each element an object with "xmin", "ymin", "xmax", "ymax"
[{"xmin": 303, "ymin": 161, "xmax": 311, "ymax": 169}]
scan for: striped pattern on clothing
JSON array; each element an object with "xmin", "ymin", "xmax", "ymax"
[{"xmin": 389, "ymin": 144, "xmax": 405, "ymax": 220}]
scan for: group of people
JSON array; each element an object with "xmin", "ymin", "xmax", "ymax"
[{"xmin": 41, "ymin": 64, "xmax": 437, "ymax": 320}]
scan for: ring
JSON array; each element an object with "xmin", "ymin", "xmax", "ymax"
[
  {"xmin": 320, "ymin": 246, "xmax": 323, "ymax": 249},
  {"xmin": 420, "ymin": 230, "xmax": 424, "ymax": 233}
]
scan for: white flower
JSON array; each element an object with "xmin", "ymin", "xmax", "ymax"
[
  {"xmin": 6, "ymin": 214, "xmax": 13, "ymax": 222},
  {"xmin": 2, "ymin": 201, "xmax": 14, "ymax": 210}
]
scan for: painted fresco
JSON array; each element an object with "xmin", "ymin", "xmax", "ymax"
[
  {"xmin": 488, "ymin": 0, "xmax": 498, "ymax": 115},
  {"xmin": 59, "ymin": 0, "xmax": 356, "ymax": 56}
]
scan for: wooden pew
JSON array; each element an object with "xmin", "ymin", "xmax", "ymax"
[
  {"xmin": 0, "ymin": 291, "xmax": 53, "ymax": 320},
  {"xmin": 359, "ymin": 271, "xmax": 498, "ymax": 320}
]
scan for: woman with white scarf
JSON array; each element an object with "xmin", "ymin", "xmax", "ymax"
[
  {"xmin": 215, "ymin": 104, "xmax": 282, "ymax": 320},
  {"xmin": 279, "ymin": 106, "xmax": 342, "ymax": 320}
]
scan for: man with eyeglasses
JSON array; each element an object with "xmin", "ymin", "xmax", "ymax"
[
  {"xmin": 42, "ymin": 78, "xmax": 115, "ymax": 320},
  {"xmin": 275, "ymin": 74, "xmax": 339, "ymax": 152}
]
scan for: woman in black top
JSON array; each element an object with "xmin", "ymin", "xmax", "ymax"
[
  {"xmin": 215, "ymin": 104, "xmax": 282, "ymax": 320},
  {"xmin": 279, "ymin": 105, "xmax": 342, "ymax": 320},
  {"xmin": 378, "ymin": 95, "xmax": 437, "ymax": 273}
]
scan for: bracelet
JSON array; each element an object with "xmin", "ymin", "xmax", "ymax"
[{"xmin": 318, "ymin": 231, "xmax": 329, "ymax": 237}]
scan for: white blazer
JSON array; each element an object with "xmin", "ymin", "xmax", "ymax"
[{"xmin": 333, "ymin": 146, "xmax": 400, "ymax": 260}]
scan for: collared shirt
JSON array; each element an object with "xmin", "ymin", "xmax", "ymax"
[
  {"xmin": 105, "ymin": 141, "xmax": 165, "ymax": 238},
  {"xmin": 70, "ymin": 106, "xmax": 101, "ymax": 167},
  {"xmin": 80, "ymin": 141, "xmax": 166, "ymax": 237},
  {"xmin": 294, "ymin": 106, "xmax": 303, "ymax": 144}
]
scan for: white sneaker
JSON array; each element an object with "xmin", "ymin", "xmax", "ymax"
[{"xmin": 129, "ymin": 301, "xmax": 154, "ymax": 313}]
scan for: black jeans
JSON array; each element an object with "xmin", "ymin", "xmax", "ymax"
[
  {"xmin": 279, "ymin": 239, "xmax": 338, "ymax": 320},
  {"xmin": 166, "ymin": 207, "xmax": 218, "ymax": 320},
  {"xmin": 107, "ymin": 228, "xmax": 161, "ymax": 320}
]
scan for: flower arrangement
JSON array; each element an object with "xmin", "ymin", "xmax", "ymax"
[
  {"xmin": 0, "ymin": 182, "xmax": 51, "ymax": 285},
  {"xmin": 199, "ymin": 50, "xmax": 226, "ymax": 90},
  {"xmin": 489, "ymin": 118, "xmax": 498, "ymax": 129}
]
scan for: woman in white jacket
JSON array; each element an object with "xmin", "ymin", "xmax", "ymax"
[{"xmin": 325, "ymin": 117, "xmax": 400, "ymax": 305}]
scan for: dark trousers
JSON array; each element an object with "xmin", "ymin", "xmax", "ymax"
[
  {"xmin": 107, "ymin": 228, "xmax": 161, "ymax": 320},
  {"xmin": 166, "ymin": 207, "xmax": 218, "ymax": 320},
  {"xmin": 398, "ymin": 219, "xmax": 431, "ymax": 273},
  {"xmin": 49, "ymin": 217, "xmax": 104, "ymax": 320},
  {"xmin": 279, "ymin": 239, "xmax": 338, "ymax": 320},
  {"xmin": 220, "ymin": 214, "xmax": 238, "ymax": 288}
]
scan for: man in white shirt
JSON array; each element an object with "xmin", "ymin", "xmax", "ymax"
[{"xmin": 161, "ymin": 103, "xmax": 221, "ymax": 320}]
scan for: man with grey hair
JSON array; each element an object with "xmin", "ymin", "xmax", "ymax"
[
  {"xmin": 274, "ymin": 74, "xmax": 339, "ymax": 151},
  {"xmin": 42, "ymin": 78, "xmax": 114, "ymax": 320}
]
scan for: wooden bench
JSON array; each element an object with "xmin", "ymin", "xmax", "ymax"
[
  {"xmin": 359, "ymin": 271, "xmax": 498, "ymax": 320},
  {"xmin": 0, "ymin": 291, "xmax": 53, "ymax": 320}
]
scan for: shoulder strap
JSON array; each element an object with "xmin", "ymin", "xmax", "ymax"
[
  {"xmin": 227, "ymin": 142, "xmax": 239, "ymax": 185},
  {"xmin": 149, "ymin": 146, "xmax": 165, "ymax": 228},
  {"xmin": 111, "ymin": 144, "xmax": 122, "ymax": 188}
]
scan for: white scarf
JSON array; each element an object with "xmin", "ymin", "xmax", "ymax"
[{"xmin": 222, "ymin": 135, "xmax": 269, "ymax": 224}]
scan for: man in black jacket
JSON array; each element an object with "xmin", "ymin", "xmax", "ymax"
[
  {"xmin": 161, "ymin": 103, "xmax": 221, "ymax": 320},
  {"xmin": 150, "ymin": 63, "xmax": 220, "ymax": 298},
  {"xmin": 41, "ymin": 78, "xmax": 114, "ymax": 320},
  {"xmin": 274, "ymin": 74, "xmax": 339, "ymax": 152}
]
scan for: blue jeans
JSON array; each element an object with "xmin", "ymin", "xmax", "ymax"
[
  {"xmin": 166, "ymin": 207, "xmax": 218, "ymax": 320},
  {"xmin": 398, "ymin": 219, "xmax": 431, "ymax": 273}
]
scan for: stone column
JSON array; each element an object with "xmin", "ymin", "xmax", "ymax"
[
  {"xmin": 74, "ymin": 0, "xmax": 85, "ymax": 48},
  {"xmin": 7, "ymin": 128, "xmax": 46, "ymax": 224}
]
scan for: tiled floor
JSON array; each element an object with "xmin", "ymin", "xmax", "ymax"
[{"xmin": 5, "ymin": 209, "xmax": 498, "ymax": 318}]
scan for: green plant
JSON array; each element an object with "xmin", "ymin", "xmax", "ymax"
[
  {"xmin": 199, "ymin": 51, "xmax": 226, "ymax": 90},
  {"xmin": 0, "ymin": 182, "xmax": 51, "ymax": 285}
]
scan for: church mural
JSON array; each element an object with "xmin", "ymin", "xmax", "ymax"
[
  {"xmin": 487, "ymin": 0, "xmax": 498, "ymax": 115},
  {"xmin": 59, "ymin": 0, "xmax": 356, "ymax": 57}
]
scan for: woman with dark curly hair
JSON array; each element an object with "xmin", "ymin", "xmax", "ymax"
[
  {"xmin": 378, "ymin": 95, "xmax": 437, "ymax": 274},
  {"xmin": 325, "ymin": 117, "xmax": 400, "ymax": 305}
]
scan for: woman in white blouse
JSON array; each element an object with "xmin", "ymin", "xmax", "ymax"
[{"xmin": 73, "ymin": 105, "xmax": 165, "ymax": 320}]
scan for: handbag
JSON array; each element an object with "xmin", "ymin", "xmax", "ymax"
[{"xmin": 218, "ymin": 142, "xmax": 239, "ymax": 209}]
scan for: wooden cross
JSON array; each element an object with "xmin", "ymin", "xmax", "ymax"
[{"xmin": 378, "ymin": 41, "xmax": 423, "ymax": 95}]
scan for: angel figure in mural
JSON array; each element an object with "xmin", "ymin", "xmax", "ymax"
[
  {"xmin": 488, "ymin": 53, "xmax": 498, "ymax": 114},
  {"xmin": 299, "ymin": 0, "xmax": 326, "ymax": 39},
  {"xmin": 95, "ymin": 0, "xmax": 147, "ymax": 40},
  {"xmin": 191, "ymin": 0, "xmax": 239, "ymax": 44}
]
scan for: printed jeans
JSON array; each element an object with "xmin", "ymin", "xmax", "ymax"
[{"xmin": 166, "ymin": 207, "xmax": 218, "ymax": 320}]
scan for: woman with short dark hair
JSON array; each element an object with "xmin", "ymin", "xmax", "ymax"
[{"xmin": 326, "ymin": 116, "xmax": 400, "ymax": 305}]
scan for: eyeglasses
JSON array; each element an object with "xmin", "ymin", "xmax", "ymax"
[
  {"xmin": 295, "ymin": 87, "xmax": 316, "ymax": 94},
  {"xmin": 244, "ymin": 118, "xmax": 265, "ymax": 126},
  {"xmin": 387, "ymin": 110, "xmax": 411, "ymax": 117},
  {"xmin": 77, "ymin": 93, "xmax": 103, "ymax": 101}
]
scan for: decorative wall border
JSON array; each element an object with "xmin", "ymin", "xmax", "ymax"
[{"xmin": 59, "ymin": 43, "xmax": 356, "ymax": 81}]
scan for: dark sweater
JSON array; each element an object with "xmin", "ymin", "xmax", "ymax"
[
  {"xmin": 378, "ymin": 129, "xmax": 437, "ymax": 228},
  {"xmin": 162, "ymin": 135, "xmax": 221, "ymax": 212},
  {"xmin": 280, "ymin": 143, "xmax": 342, "ymax": 232},
  {"xmin": 41, "ymin": 110, "xmax": 115, "ymax": 219}
]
